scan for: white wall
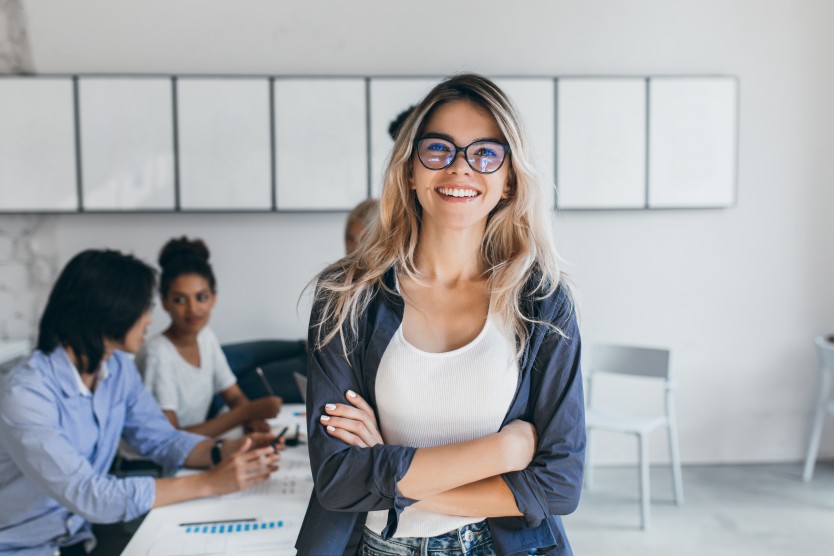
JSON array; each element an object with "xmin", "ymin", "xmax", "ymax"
[{"xmin": 7, "ymin": 0, "xmax": 834, "ymax": 465}]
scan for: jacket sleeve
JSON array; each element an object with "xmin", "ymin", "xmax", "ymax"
[
  {"xmin": 501, "ymin": 287, "xmax": 586, "ymax": 528},
  {"xmin": 305, "ymin": 289, "xmax": 418, "ymax": 518}
]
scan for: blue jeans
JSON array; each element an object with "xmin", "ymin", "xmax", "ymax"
[{"xmin": 358, "ymin": 521, "xmax": 497, "ymax": 556}]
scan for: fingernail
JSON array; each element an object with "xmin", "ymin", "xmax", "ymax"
[
  {"xmin": 325, "ymin": 404, "xmax": 336, "ymax": 410},
  {"xmin": 347, "ymin": 390, "xmax": 357, "ymax": 398},
  {"xmin": 320, "ymin": 415, "xmax": 330, "ymax": 422},
  {"xmin": 327, "ymin": 425, "xmax": 335, "ymax": 432}
]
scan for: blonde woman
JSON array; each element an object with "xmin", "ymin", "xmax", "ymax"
[{"xmin": 298, "ymin": 74, "xmax": 584, "ymax": 556}]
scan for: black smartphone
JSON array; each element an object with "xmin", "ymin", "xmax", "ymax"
[
  {"xmin": 284, "ymin": 424, "xmax": 302, "ymax": 447},
  {"xmin": 269, "ymin": 426, "xmax": 289, "ymax": 452}
]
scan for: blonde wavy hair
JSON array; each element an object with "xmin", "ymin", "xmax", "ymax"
[{"xmin": 313, "ymin": 73, "xmax": 566, "ymax": 358}]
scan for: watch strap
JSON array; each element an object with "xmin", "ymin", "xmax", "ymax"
[{"xmin": 210, "ymin": 439, "xmax": 224, "ymax": 466}]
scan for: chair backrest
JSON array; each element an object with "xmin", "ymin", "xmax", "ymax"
[
  {"xmin": 585, "ymin": 343, "xmax": 671, "ymax": 381},
  {"xmin": 815, "ymin": 336, "xmax": 834, "ymax": 374}
]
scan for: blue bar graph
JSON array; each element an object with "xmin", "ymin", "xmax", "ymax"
[{"xmin": 181, "ymin": 519, "xmax": 286, "ymax": 534}]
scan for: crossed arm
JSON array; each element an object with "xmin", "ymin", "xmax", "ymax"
[
  {"xmin": 307, "ymin": 285, "xmax": 584, "ymax": 525},
  {"xmin": 320, "ymin": 391, "xmax": 536, "ymax": 517}
]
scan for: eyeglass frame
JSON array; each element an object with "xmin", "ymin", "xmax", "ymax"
[{"xmin": 413, "ymin": 134, "xmax": 511, "ymax": 175}]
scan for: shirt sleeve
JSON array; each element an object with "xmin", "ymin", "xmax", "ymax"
[
  {"xmin": 0, "ymin": 377, "xmax": 155, "ymax": 524},
  {"xmin": 119, "ymin": 354, "xmax": 207, "ymax": 469},
  {"xmin": 305, "ymin": 289, "xmax": 418, "ymax": 529},
  {"xmin": 138, "ymin": 344, "xmax": 180, "ymax": 414},
  {"xmin": 207, "ymin": 330, "xmax": 237, "ymax": 394},
  {"xmin": 501, "ymin": 286, "xmax": 586, "ymax": 528}
]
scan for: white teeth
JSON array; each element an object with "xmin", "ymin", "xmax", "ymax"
[{"xmin": 438, "ymin": 187, "xmax": 478, "ymax": 198}]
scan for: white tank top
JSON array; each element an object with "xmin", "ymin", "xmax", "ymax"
[{"xmin": 365, "ymin": 315, "xmax": 519, "ymax": 538}]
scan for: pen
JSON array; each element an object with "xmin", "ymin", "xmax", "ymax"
[
  {"xmin": 254, "ymin": 367, "xmax": 276, "ymax": 397},
  {"xmin": 270, "ymin": 426, "xmax": 289, "ymax": 451},
  {"xmin": 179, "ymin": 518, "xmax": 256, "ymax": 527}
]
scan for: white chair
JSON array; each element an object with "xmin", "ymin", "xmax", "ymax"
[
  {"xmin": 802, "ymin": 336, "xmax": 834, "ymax": 482},
  {"xmin": 583, "ymin": 343, "xmax": 683, "ymax": 530}
]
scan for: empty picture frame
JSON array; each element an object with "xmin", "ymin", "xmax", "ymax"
[
  {"xmin": 648, "ymin": 77, "xmax": 738, "ymax": 208},
  {"xmin": 78, "ymin": 77, "xmax": 175, "ymax": 211},
  {"xmin": 274, "ymin": 78, "xmax": 368, "ymax": 210},
  {"xmin": 177, "ymin": 78, "xmax": 272, "ymax": 211},
  {"xmin": 493, "ymin": 78, "xmax": 556, "ymax": 193},
  {"xmin": 0, "ymin": 77, "xmax": 78, "ymax": 212},
  {"xmin": 369, "ymin": 77, "xmax": 440, "ymax": 197},
  {"xmin": 557, "ymin": 78, "xmax": 647, "ymax": 210}
]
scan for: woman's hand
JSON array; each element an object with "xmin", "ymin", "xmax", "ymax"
[
  {"xmin": 321, "ymin": 390, "xmax": 383, "ymax": 448},
  {"xmin": 208, "ymin": 437, "xmax": 280, "ymax": 495},
  {"xmin": 499, "ymin": 419, "xmax": 538, "ymax": 472},
  {"xmin": 243, "ymin": 418, "xmax": 272, "ymax": 433},
  {"xmin": 246, "ymin": 396, "xmax": 283, "ymax": 420},
  {"xmin": 220, "ymin": 432, "xmax": 284, "ymax": 458}
]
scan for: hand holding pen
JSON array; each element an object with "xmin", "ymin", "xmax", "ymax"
[{"xmin": 244, "ymin": 367, "xmax": 283, "ymax": 426}]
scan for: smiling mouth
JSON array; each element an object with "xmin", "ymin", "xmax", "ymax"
[{"xmin": 436, "ymin": 186, "xmax": 481, "ymax": 198}]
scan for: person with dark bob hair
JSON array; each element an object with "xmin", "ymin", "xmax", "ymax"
[
  {"xmin": 138, "ymin": 237, "xmax": 283, "ymax": 438},
  {"xmin": 0, "ymin": 249, "xmax": 282, "ymax": 556}
]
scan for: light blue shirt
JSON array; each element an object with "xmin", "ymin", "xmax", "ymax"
[{"xmin": 0, "ymin": 347, "xmax": 206, "ymax": 555}]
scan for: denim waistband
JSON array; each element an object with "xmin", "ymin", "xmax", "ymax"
[{"xmin": 361, "ymin": 520, "xmax": 493, "ymax": 555}]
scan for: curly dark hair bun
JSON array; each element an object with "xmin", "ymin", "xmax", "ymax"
[{"xmin": 158, "ymin": 236, "xmax": 216, "ymax": 296}]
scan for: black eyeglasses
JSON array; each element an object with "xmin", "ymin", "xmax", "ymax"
[{"xmin": 414, "ymin": 136, "xmax": 510, "ymax": 174}]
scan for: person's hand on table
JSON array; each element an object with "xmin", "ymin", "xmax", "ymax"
[
  {"xmin": 244, "ymin": 418, "xmax": 271, "ymax": 433},
  {"xmin": 321, "ymin": 390, "xmax": 384, "ymax": 448},
  {"xmin": 247, "ymin": 396, "xmax": 283, "ymax": 419},
  {"xmin": 208, "ymin": 436, "xmax": 280, "ymax": 495}
]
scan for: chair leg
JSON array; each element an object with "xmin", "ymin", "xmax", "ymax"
[
  {"xmin": 667, "ymin": 422, "xmax": 684, "ymax": 505},
  {"xmin": 803, "ymin": 372, "xmax": 832, "ymax": 482},
  {"xmin": 803, "ymin": 403, "xmax": 827, "ymax": 482},
  {"xmin": 584, "ymin": 427, "xmax": 594, "ymax": 489},
  {"xmin": 638, "ymin": 433, "xmax": 650, "ymax": 530}
]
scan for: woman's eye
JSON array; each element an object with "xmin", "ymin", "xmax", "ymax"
[
  {"xmin": 197, "ymin": 293, "xmax": 210, "ymax": 302},
  {"xmin": 426, "ymin": 142, "xmax": 451, "ymax": 152},
  {"xmin": 173, "ymin": 296, "xmax": 186, "ymax": 304}
]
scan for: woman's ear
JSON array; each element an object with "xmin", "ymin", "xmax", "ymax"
[
  {"xmin": 502, "ymin": 172, "xmax": 516, "ymax": 199},
  {"xmin": 407, "ymin": 165, "xmax": 415, "ymax": 189}
]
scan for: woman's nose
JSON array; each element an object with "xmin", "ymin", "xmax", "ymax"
[{"xmin": 446, "ymin": 149, "xmax": 471, "ymax": 174}]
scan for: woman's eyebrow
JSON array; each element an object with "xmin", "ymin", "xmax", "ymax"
[
  {"xmin": 419, "ymin": 131, "xmax": 506, "ymax": 145},
  {"xmin": 420, "ymin": 131, "xmax": 455, "ymax": 143},
  {"xmin": 170, "ymin": 289, "xmax": 211, "ymax": 296}
]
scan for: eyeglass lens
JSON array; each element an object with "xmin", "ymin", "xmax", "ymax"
[{"xmin": 416, "ymin": 138, "xmax": 507, "ymax": 174}]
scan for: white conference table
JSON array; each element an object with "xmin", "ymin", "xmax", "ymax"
[{"xmin": 122, "ymin": 404, "xmax": 311, "ymax": 556}]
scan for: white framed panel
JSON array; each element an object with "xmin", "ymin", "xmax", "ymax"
[
  {"xmin": 79, "ymin": 77, "xmax": 175, "ymax": 210},
  {"xmin": 177, "ymin": 78, "xmax": 271, "ymax": 210},
  {"xmin": 274, "ymin": 78, "xmax": 368, "ymax": 210},
  {"xmin": 493, "ymin": 78, "xmax": 556, "ymax": 192},
  {"xmin": 648, "ymin": 77, "xmax": 738, "ymax": 208},
  {"xmin": 557, "ymin": 78, "xmax": 646, "ymax": 209},
  {"xmin": 0, "ymin": 78, "xmax": 77, "ymax": 211},
  {"xmin": 369, "ymin": 78, "xmax": 440, "ymax": 197}
]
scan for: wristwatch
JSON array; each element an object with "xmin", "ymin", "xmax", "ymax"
[{"xmin": 211, "ymin": 439, "xmax": 224, "ymax": 466}]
